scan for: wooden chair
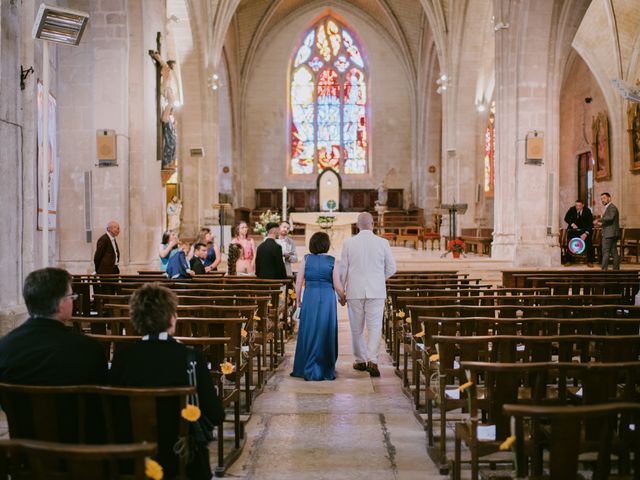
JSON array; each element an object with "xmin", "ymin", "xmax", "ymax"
[
  {"xmin": 0, "ymin": 438, "xmax": 156, "ymax": 480},
  {"xmin": 0, "ymin": 383, "xmax": 195, "ymax": 479},
  {"xmin": 504, "ymin": 402, "xmax": 640, "ymax": 480}
]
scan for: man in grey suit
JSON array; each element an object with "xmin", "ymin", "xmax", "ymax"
[
  {"xmin": 339, "ymin": 212, "xmax": 396, "ymax": 377},
  {"xmin": 595, "ymin": 192, "xmax": 621, "ymax": 270}
]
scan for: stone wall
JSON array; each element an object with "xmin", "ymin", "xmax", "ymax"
[{"xmin": 240, "ymin": 5, "xmax": 413, "ymax": 210}]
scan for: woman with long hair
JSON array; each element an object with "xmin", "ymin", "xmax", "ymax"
[
  {"xmin": 230, "ymin": 221, "xmax": 255, "ymax": 275},
  {"xmin": 159, "ymin": 231, "xmax": 179, "ymax": 272}
]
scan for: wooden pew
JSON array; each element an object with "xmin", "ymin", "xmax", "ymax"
[
  {"xmin": 459, "ymin": 228, "xmax": 493, "ymax": 256},
  {"xmin": 0, "ymin": 438, "xmax": 156, "ymax": 480},
  {"xmin": 504, "ymin": 402, "xmax": 640, "ymax": 479}
]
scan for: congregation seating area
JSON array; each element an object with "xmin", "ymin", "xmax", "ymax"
[
  {"xmin": 0, "ymin": 272, "xmax": 295, "ymax": 478},
  {"xmin": 384, "ymin": 269, "xmax": 640, "ymax": 479}
]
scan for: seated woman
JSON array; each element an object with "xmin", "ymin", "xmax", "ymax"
[
  {"xmin": 159, "ymin": 231, "xmax": 179, "ymax": 272},
  {"xmin": 230, "ymin": 222, "xmax": 255, "ymax": 275},
  {"xmin": 109, "ymin": 283, "xmax": 225, "ymax": 479}
]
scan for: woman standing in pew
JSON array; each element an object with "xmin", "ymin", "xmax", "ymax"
[
  {"xmin": 291, "ymin": 232, "xmax": 346, "ymax": 381},
  {"xmin": 158, "ymin": 231, "xmax": 179, "ymax": 272},
  {"xmin": 231, "ymin": 221, "xmax": 256, "ymax": 275},
  {"xmin": 109, "ymin": 283, "xmax": 224, "ymax": 479}
]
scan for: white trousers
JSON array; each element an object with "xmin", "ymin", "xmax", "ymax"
[{"xmin": 347, "ymin": 298, "xmax": 386, "ymax": 364}]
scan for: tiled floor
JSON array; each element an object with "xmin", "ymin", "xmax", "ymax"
[{"xmin": 224, "ymin": 302, "xmax": 447, "ymax": 479}]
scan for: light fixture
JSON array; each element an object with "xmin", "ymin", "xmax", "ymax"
[
  {"xmin": 32, "ymin": 3, "xmax": 89, "ymax": 268},
  {"xmin": 32, "ymin": 3, "xmax": 89, "ymax": 46},
  {"xmin": 436, "ymin": 74, "xmax": 450, "ymax": 95},
  {"xmin": 209, "ymin": 73, "xmax": 221, "ymax": 91}
]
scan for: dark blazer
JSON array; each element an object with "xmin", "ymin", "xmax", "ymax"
[
  {"xmin": 0, "ymin": 317, "xmax": 108, "ymax": 385},
  {"xmin": 94, "ymin": 233, "xmax": 120, "ymax": 274},
  {"xmin": 190, "ymin": 256, "xmax": 206, "ymax": 275},
  {"xmin": 564, "ymin": 206, "xmax": 593, "ymax": 234},
  {"xmin": 109, "ymin": 337, "xmax": 225, "ymax": 479},
  {"xmin": 601, "ymin": 203, "xmax": 621, "ymax": 239},
  {"xmin": 255, "ymin": 238, "xmax": 288, "ymax": 279},
  {"xmin": 166, "ymin": 251, "xmax": 191, "ymax": 279}
]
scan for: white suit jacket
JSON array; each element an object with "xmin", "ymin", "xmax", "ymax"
[{"xmin": 339, "ymin": 230, "xmax": 397, "ymax": 299}]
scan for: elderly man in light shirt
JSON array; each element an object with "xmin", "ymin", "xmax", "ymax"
[
  {"xmin": 276, "ymin": 220, "xmax": 298, "ymax": 277},
  {"xmin": 339, "ymin": 212, "xmax": 396, "ymax": 377}
]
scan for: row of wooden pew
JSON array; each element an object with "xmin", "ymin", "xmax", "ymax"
[
  {"xmin": 385, "ymin": 269, "xmax": 640, "ymax": 479},
  {"xmin": 0, "ymin": 272, "xmax": 296, "ymax": 478}
]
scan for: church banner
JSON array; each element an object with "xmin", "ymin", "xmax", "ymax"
[{"xmin": 37, "ymin": 81, "xmax": 58, "ymax": 230}]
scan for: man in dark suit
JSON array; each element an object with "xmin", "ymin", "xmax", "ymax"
[
  {"xmin": 0, "ymin": 267, "xmax": 108, "ymax": 385},
  {"xmin": 189, "ymin": 242, "xmax": 207, "ymax": 275},
  {"xmin": 563, "ymin": 199, "xmax": 595, "ymax": 266},
  {"xmin": 255, "ymin": 222, "xmax": 288, "ymax": 279},
  {"xmin": 93, "ymin": 220, "xmax": 121, "ymax": 274},
  {"xmin": 595, "ymin": 192, "xmax": 621, "ymax": 270}
]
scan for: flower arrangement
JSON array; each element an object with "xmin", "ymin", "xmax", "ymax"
[
  {"xmin": 145, "ymin": 458, "xmax": 163, "ymax": 479},
  {"xmin": 253, "ymin": 210, "xmax": 281, "ymax": 235},
  {"xmin": 447, "ymin": 239, "xmax": 466, "ymax": 255},
  {"xmin": 316, "ymin": 215, "xmax": 335, "ymax": 229}
]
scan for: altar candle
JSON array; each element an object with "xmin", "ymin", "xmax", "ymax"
[{"xmin": 282, "ymin": 186, "xmax": 287, "ymax": 221}]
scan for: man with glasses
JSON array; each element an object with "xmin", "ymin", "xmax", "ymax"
[{"xmin": 0, "ymin": 267, "xmax": 107, "ymax": 385}]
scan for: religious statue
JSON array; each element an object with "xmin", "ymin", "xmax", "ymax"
[
  {"xmin": 376, "ymin": 181, "xmax": 388, "ymax": 206},
  {"xmin": 149, "ymin": 48, "xmax": 179, "ymax": 169},
  {"xmin": 167, "ymin": 195, "xmax": 182, "ymax": 232}
]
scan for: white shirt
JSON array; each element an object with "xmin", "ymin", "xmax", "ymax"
[
  {"xmin": 339, "ymin": 230, "xmax": 396, "ymax": 299},
  {"xmin": 107, "ymin": 232, "xmax": 119, "ymax": 265}
]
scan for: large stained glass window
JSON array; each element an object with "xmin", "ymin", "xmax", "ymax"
[
  {"xmin": 290, "ymin": 17, "xmax": 368, "ymax": 174},
  {"xmin": 483, "ymin": 103, "xmax": 496, "ymax": 197}
]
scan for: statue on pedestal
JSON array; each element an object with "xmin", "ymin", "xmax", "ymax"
[
  {"xmin": 376, "ymin": 181, "xmax": 388, "ymax": 206},
  {"xmin": 167, "ymin": 195, "xmax": 182, "ymax": 232}
]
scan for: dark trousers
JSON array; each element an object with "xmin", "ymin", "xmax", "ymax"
[{"xmin": 601, "ymin": 236, "xmax": 620, "ymax": 270}]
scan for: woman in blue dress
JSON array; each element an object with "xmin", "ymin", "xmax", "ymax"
[{"xmin": 291, "ymin": 232, "xmax": 345, "ymax": 381}]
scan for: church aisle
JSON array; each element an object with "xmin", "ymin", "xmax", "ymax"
[{"xmin": 225, "ymin": 304, "xmax": 447, "ymax": 479}]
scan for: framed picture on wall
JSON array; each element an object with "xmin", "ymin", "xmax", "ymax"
[
  {"xmin": 591, "ymin": 111, "xmax": 611, "ymax": 181},
  {"xmin": 627, "ymin": 102, "xmax": 640, "ymax": 173}
]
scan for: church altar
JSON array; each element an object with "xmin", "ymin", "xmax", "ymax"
[{"xmin": 290, "ymin": 212, "xmax": 360, "ymax": 253}]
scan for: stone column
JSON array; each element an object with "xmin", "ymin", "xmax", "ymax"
[{"xmin": 491, "ymin": 0, "xmax": 561, "ymax": 266}]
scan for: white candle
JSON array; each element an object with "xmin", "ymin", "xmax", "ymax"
[{"xmin": 282, "ymin": 186, "xmax": 287, "ymax": 221}]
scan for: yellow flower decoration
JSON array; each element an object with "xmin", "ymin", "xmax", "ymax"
[
  {"xmin": 288, "ymin": 289, "xmax": 294, "ymax": 295},
  {"xmin": 220, "ymin": 362, "xmax": 234, "ymax": 375},
  {"xmin": 414, "ymin": 331, "xmax": 425, "ymax": 338},
  {"xmin": 253, "ymin": 315, "xmax": 261, "ymax": 321},
  {"xmin": 268, "ymin": 302, "xmax": 273, "ymax": 307},
  {"xmin": 397, "ymin": 310, "xmax": 406, "ymax": 319},
  {"xmin": 429, "ymin": 353, "xmax": 439, "ymax": 362},
  {"xmin": 181, "ymin": 404, "xmax": 201, "ymax": 422},
  {"xmin": 241, "ymin": 328, "xmax": 248, "ymax": 338},
  {"xmin": 145, "ymin": 458, "xmax": 163, "ymax": 480},
  {"xmin": 459, "ymin": 381, "xmax": 474, "ymax": 392},
  {"xmin": 405, "ymin": 317, "xmax": 411, "ymax": 324},
  {"xmin": 499, "ymin": 435, "xmax": 516, "ymax": 451},
  {"xmin": 290, "ymin": 292, "xmax": 297, "ymax": 300}
]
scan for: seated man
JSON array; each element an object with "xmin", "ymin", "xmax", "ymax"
[
  {"xmin": 166, "ymin": 241, "xmax": 194, "ymax": 279},
  {"xmin": 189, "ymin": 242, "xmax": 208, "ymax": 275},
  {"xmin": 0, "ymin": 267, "xmax": 107, "ymax": 385},
  {"xmin": 563, "ymin": 199, "xmax": 595, "ymax": 266}
]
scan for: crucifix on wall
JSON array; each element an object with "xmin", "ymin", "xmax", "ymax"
[{"xmin": 148, "ymin": 32, "xmax": 178, "ymax": 183}]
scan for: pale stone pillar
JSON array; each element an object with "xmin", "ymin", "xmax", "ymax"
[{"xmin": 491, "ymin": 0, "xmax": 562, "ymax": 266}]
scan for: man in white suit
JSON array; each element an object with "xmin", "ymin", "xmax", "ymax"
[{"xmin": 339, "ymin": 212, "xmax": 397, "ymax": 377}]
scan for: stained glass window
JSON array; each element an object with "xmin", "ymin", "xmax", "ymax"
[
  {"xmin": 290, "ymin": 17, "xmax": 368, "ymax": 174},
  {"xmin": 483, "ymin": 103, "xmax": 496, "ymax": 197}
]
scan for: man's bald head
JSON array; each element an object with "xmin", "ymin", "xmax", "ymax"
[
  {"xmin": 356, "ymin": 212, "xmax": 374, "ymax": 231},
  {"xmin": 107, "ymin": 221, "xmax": 120, "ymax": 237}
]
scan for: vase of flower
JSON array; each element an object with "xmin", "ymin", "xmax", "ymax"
[{"xmin": 447, "ymin": 239, "xmax": 466, "ymax": 258}]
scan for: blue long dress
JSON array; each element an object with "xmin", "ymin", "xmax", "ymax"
[{"xmin": 291, "ymin": 254, "xmax": 338, "ymax": 381}]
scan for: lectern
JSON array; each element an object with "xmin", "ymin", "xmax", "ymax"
[{"xmin": 440, "ymin": 203, "xmax": 467, "ymax": 256}]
